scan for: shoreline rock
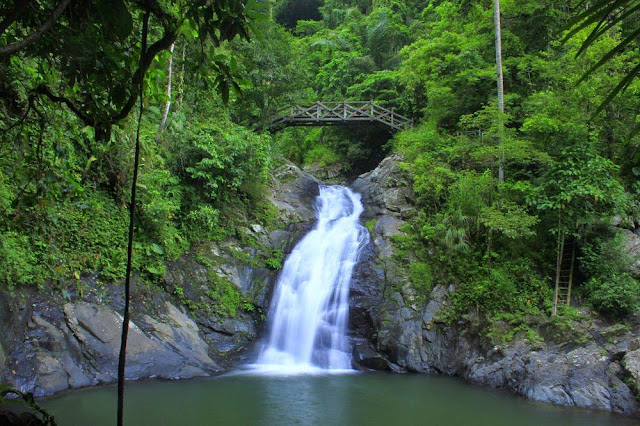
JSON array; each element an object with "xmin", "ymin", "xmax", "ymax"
[
  {"xmin": 348, "ymin": 154, "xmax": 640, "ymax": 418},
  {"xmin": 0, "ymin": 161, "xmax": 320, "ymax": 397}
]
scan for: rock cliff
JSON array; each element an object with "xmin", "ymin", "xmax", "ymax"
[
  {"xmin": 0, "ymin": 161, "xmax": 319, "ymax": 397},
  {"xmin": 350, "ymin": 154, "xmax": 640, "ymax": 418}
]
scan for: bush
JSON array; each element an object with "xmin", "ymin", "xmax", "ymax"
[
  {"xmin": 184, "ymin": 204, "xmax": 223, "ymax": 242},
  {"xmin": 181, "ymin": 121, "xmax": 271, "ymax": 203},
  {"xmin": 0, "ymin": 232, "xmax": 42, "ymax": 288},
  {"xmin": 303, "ymin": 144, "xmax": 341, "ymax": 167},
  {"xmin": 581, "ymin": 231, "xmax": 640, "ymax": 319},
  {"xmin": 585, "ymin": 273, "xmax": 640, "ymax": 319},
  {"xmin": 442, "ymin": 258, "xmax": 551, "ymax": 323},
  {"xmin": 43, "ymin": 193, "xmax": 130, "ymax": 282}
]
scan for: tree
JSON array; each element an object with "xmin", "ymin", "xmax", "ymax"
[
  {"xmin": 494, "ymin": 0, "xmax": 505, "ymax": 182},
  {"xmin": 2, "ymin": 3, "xmax": 263, "ymax": 425},
  {"xmin": 567, "ymin": 0, "xmax": 640, "ymax": 132},
  {"xmin": 0, "ymin": 0, "xmax": 262, "ymax": 140}
]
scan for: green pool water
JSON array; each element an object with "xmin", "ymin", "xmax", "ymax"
[{"xmin": 42, "ymin": 372, "xmax": 636, "ymax": 425}]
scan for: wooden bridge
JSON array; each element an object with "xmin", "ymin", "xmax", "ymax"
[{"xmin": 269, "ymin": 101, "xmax": 413, "ymax": 132}]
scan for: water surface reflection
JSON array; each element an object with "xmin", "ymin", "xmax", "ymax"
[{"xmin": 43, "ymin": 372, "xmax": 636, "ymax": 425}]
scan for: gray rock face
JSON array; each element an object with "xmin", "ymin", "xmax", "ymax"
[
  {"xmin": 349, "ymin": 154, "xmax": 640, "ymax": 418},
  {"xmin": 270, "ymin": 162, "xmax": 319, "ymax": 224},
  {"xmin": 619, "ymin": 228, "xmax": 640, "ymax": 278},
  {"xmin": 349, "ymin": 155, "xmax": 411, "ymax": 349},
  {"xmin": 303, "ymin": 162, "xmax": 344, "ymax": 183},
  {"xmin": 0, "ymin": 160, "xmax": 321, "ymax": 397},
  {"xmin": 4, "ymin": 299, "xmax": 221, "ymax": 398},
  {"xmin": 622, "ymin": 349, "xmax": 640, "ymax": 393}
]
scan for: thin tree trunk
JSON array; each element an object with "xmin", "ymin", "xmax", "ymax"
[
  {"xmin": 174, "ymin": 43, "xmax": 186, "ymax": 114},
  {"xmin": 117, "ymin": 10, "xmax": 149, "ymax": 426},
  {"xmin": 494, "ymin": 0, "xmax": 505, "ymax": 182},
  {"xmin": 158, "ymin": 42, "xmax": 175, "ymax": 134}
]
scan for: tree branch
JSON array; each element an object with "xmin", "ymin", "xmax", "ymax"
[
  {"xmin": 34, "ymin": 84, "xmax": 93, "ymax": 124},
  {"xmin": 111, "ymin": 26, "xmax": 178, "ymax": 123},
  {"xmin": 33, "ymin": 23, "xmax": 177, "ymax": 133},
  {"xmin": 0, "ymin": 0, "xmax": 71, "ymax": 56}
]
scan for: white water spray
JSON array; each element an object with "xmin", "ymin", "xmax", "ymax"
[{"xmin": 255, "ymin": 185, "xmax": 368, "ymax": 373}]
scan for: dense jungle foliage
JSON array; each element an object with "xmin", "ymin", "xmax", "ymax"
[{"xmin": 1, "ymin": 0, "xmax": 639, "ymax": 323}]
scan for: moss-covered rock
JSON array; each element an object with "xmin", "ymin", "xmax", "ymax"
[
  {"xmin": 349, "ymin": 154, "xmax": 640, "ymax": 418},
  {"xmin": 0, "ymin": 160, "xmax": 321, "ymax": 397}
]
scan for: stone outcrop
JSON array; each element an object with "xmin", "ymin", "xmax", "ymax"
[
  {"xmin": 349, "ymin": 154, "xmax": 640, "ymax": 418},
  {"xmin": 0, "ymin": 161, "xmax": 319, "ymax": 397},
  {"xmin": 620, "ymin": 228, "xmax": 640, "ymax": 278}
]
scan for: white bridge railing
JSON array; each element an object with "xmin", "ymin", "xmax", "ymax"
[{"xmin": 269, "ymin": 101, "xmax": 413, "ymax": 131}]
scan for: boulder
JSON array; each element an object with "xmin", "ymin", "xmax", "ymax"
[
  {"xmin": 270, "ymin": 162, "xmax": 319, "ymax": 224},
  {"xmin": 622, "ymin": 349, "xmax": 640, "ymax": 393},
  {"xmin": 63, "ymin": 301, "xmax": 220, "ymax": 384},
  {"xmin": 619, "ymin": 228, "xmax": 640, "ymax": 278}
]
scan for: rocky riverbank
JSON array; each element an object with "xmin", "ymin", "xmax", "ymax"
[
  {"xmin": 349, "ymin": 154, "xmax": 640, "ymax": 418},
  {"xmin": 2, "ymin": 153, "xmax": 639, "ymax": 420},
  {"xmin": 0, "ymin": 161, "xmax": 320, "ymax": 397}
]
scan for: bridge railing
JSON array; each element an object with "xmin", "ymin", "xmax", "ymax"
[{"xmin": 269, "ymin": 101, "xmax": 413, "ymax": 131}]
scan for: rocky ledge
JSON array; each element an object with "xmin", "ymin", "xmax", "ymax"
[
  {"xmin": 349, "ymin": 154, "xmax": 640, "ymax": 418},
  {"xmin": 0, "ymin": 161, "xmax": 320, "ymax": 397}
]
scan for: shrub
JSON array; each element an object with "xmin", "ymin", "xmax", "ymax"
[
  {"xmin": 585, "ymin": 273, "xmax": 640, "ymax": 319},
  {"xmin": 303, "ymin": 144, "xmax": 341, "ymax": 167},
  {"xmin": 182, "ymin": 121, "xmax": 271, "ymax": 203},
  {"xmin": 581, "ymin": 231, "xmax": 640, "ymax": 319},
  {"xmin": 0, "ymin": 232, "xmax": 42, "ymax": 288}
]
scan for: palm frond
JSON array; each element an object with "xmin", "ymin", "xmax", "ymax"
[
  {"xmin": 577, "ymin": 25, "xmax": 640, "ymax": 84},
  {"xmin": 566, "ymin": 0, "xmax": 640, "ymax": 128},
  {"xmin": 575, "ymin": 3, "xmax": 640, "ymax": 57},
  {"xmin": 592, "ymin": 61, "xmax": 640, "ymax": 117}
]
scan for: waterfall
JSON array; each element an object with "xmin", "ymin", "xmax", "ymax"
[{"xmin": 255, "ymin": 185, "xmax": 368, "ymax": 373}]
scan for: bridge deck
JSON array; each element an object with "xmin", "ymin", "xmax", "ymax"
[{"xmin": 269, "ymin": 101, "xmax": 412, "ymax": 131}]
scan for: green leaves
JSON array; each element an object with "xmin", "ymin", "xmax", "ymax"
[
  {"xmin": 530, "ymin": 142, "xmax": 627, "ymax": 226},
  {"xmin": 96, "ymin": 0, "xmax": 133, "ymax": 40},
  {"xmin": 566, "ymin": 0, "xmax": 640, "ymax": 127},
  {"xmin": 479, "ymin": 201, "xmax": 538, "ymax": 239},
  {"xmin": 182, "ymin": 120, "xmax": 271, "ymax": 203}
]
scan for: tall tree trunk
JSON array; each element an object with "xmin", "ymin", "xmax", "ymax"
[
  {"xmin": 117, "ymin": 10, "xmax": 149, "ymax": 426},
  {"xmin": 158, "ymin": 42, "xmax": 175, "ymax": 134},
  {"xmin": 494, "ymin": 0, "xmax": 505, "ymax": 182}
]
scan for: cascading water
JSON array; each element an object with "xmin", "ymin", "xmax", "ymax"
[{"xmin": 254, "ymin": 185, "xmax": 368, "ymax": 373}]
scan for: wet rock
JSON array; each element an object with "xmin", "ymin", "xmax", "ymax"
[
  {"xmin": 607, "ymin": 362, "xmax": 640, "ymax": 415},
  {"xmin": 303, "ymin": 162, "xmax": 344, "ymax": 183},
  {"xmin": 270, "ymin": 162, "xmax": 319, "ymax": 223},
  {"xmin": 30, "ymin": 315, "xmax": 92, "ymax": 395},
  {"xmin": 351, "ymin": 338, "xmax": 393, "ymax": 371},
  {"xmin": 63, "ymin": 301, "xmax": 219, "ymax": 384},
  {"xmin": 352, "ymin": 154, "xmax": 413, "ymax": 219},
  {"xmin": 0, "ymin": 342, "xmax": 6, "ymax": 367}
]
